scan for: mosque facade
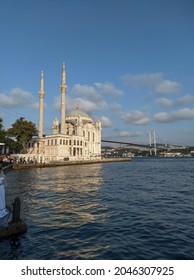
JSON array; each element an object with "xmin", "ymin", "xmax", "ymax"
[{"xmin": 27, "ymin": 64, "xmax": 101, "ymax": 162}]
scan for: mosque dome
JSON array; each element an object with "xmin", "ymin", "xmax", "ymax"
[{"xmin": 66, "ymin": 107, "xmax": 93, "ymax": 122}]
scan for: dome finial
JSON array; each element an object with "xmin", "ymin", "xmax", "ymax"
[{"xmin": 76, "ymin": 104, "xmax": 80, "ymax": 116}]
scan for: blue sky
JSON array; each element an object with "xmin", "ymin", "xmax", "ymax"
[{"xmin": 0, "ymin": 0, "xmax": 194, "ymax": 145}]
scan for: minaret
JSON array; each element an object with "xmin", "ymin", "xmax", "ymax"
[
  {"xmin": 38, "ymin": 70, "xmax": 45, "ymax": 138},
  {"xmin": 60, "ymin": 62, "xmax": 67, "ymax": 134}
]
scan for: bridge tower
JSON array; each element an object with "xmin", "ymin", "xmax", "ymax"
[{"xmin": 149, "ymin": 130, "xmax": 157, "ymax": 156}]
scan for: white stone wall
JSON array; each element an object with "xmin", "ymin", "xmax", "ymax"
[{"xmin": 27, "ymin": 119, "xmax": 101, "ymax": 163}]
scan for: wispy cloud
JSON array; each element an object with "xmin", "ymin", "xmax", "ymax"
[
  {"xmin": 72, "ymin": 84, "xmax": 102, "ymax": 102},
  {"xmin": 53, "ymin": 96, "xmax": 61, "ymax": 110},
  {"xmin": 121, "ymin": 72, "xmax": 181, "ymax": 95},
  {"xmin": 55, "ymin": 82, "xmax": 123, "ymax": 116},
  {"xmin": 155, "ymin": 80, "xmax": 181, "ymax": 94},
  {"xmin": 122, "ymin": 72, "xmax": 163, "ymax": 88},
  {"xmin": 119, "ymin": 130, "xmax": 142, "ymax": 137},
  {"xmin": 110, "ymin": 102, "xmax": 122, "ymax": 110},
  {"xmin": 100, "ymin": 116, "xmax": 112, "ymax": 127},
  {"xmin": 120, "ymin": 110, "xmax": 150, "ymax": 125},
  {"xmin": 155, "ymin": 94, "xmax": 194, "ymax": 108},
  {"xmin": 0, "ymin": 87, "xmax": 37, "ymax": 108},
  {"xmin": 154, "ymin": 108, "xmax": 194, "ymax": 123},
  {"xmin": 177, "ymin": 94, "xmax": 194, "ymax": 106},
  {"xmin": 54, "ymin": 95, "xmax": 106, "ymax": 114},
  {"xmin": 94, "ymin": 82, "xmax": 124, "ymax": 96},
  {"xmin": 74, "ymin": 97, "xmax": 106, "ymax": 113},
  {"xmin": 155, "ymin": 97, "xmax": 174, "ymax": 107},
  {"xmin": 72, "ymin": 82, "xmax": 123, "ymax": 100}
]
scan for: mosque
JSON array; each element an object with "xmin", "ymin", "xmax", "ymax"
[{"xmin": 27, "ymin": 64, "xmax": 102, "ymax": 163}]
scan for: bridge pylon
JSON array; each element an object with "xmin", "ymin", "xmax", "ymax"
[{"xmin": 149, "ymin": 130, "xmax": 157, "ymax": 156}]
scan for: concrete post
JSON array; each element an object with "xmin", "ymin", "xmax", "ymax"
[{"xmin": 12, "ymin": 197, "xmax": 21, "ymax": 223}]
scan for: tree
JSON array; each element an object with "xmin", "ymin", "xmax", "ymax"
[
  {"xmin": 7, "ymin": 117, "xmax": 38, "ymax": 152},
  {"xmin": 0, "ymin": 117, "xmax": 3, "ymax": 131},
  {"xmin": 5, "ymin": 137, "xmax": 23, "ymax": 154},
  {"xmin": 0, "ymin": 117, "xmax": 6, "ymax": 144}
]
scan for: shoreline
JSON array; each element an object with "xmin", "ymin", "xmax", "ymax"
[{"xmin": 12, "ymin": 157, "xmax": 131, "ymax": 170}]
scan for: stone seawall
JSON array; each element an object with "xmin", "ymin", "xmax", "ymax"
[{"xmin": 12, "ymin": 157, "xmax": 131, "ymax": 170}]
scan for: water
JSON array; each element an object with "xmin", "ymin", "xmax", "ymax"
[{"xmin": 0, "ymin": 157, "xmax": 194, "ymax": 260}]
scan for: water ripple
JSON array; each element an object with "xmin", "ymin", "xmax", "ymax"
[{"xmin": 1, "ymin": 158, "xmax": 194, "ymax": 259}]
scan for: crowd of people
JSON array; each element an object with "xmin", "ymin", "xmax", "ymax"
[{"xmin": 0, "ymin": 155, "xmax": 38, "ymax": 165}]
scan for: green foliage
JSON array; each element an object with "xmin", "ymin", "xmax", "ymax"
[
  {"xmin": 6, "ymin": 138, "xmax": 23, "ymax": 153},
  {"xmin": 7, "ymin": 117, "xmax": 38, "ymax": 151},
  {"xmin": 0, "ymin": 117, "xmax": 6, "ymax": 144},
  {"xmin": 0, "ymin": 117, "xmax": 3, "ymax": 131}
]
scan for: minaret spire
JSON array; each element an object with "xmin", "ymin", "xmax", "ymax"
[
  {"xmin": 38, "ymin": 70, "xmax": 45, "ymax": 138},
  {"xmin": 40, "ymin": 70, "xmax": 44, "ymax": 92},
  {"xmin": 60, "ymin": 62, "xmax": 67, "ymax": 134},
  {"xmin": 62, "ymin": 62, "xmax": 66, "ymax": 84}
]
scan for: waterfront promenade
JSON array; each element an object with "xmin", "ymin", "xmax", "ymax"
[{"xmin": 12, "ymin": 157, "xmax": 131, "ymax": 170}]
